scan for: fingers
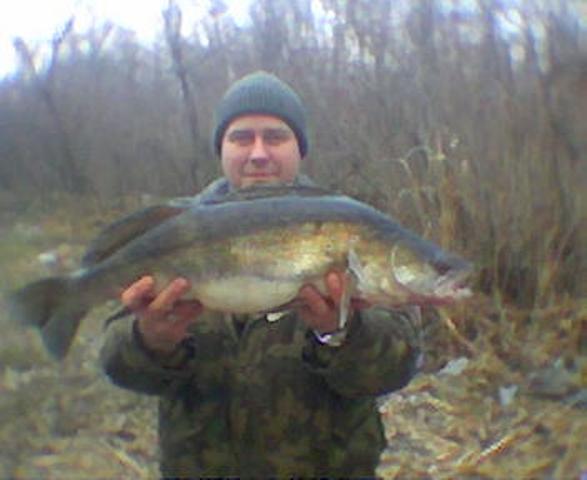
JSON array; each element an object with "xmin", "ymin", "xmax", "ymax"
[
  {"xmin": 324, "ymin": 271, "xmax": 344, "ymax": 304},
  {"xmin": 324, "ymin": 271, "xmax": 370, "ymax": 310},
  {"xmin": 298, "ymin": 270, "xmax": 362, "ymax": 334},
  {"xmin": 148, "ymin": 278, "xmax": 191, "ymax": 316},
  {"xmin": 299, "ymin": 285, "xmax": 331, "ymax": 318},
  {"xmin": 121, "ymin": 275, "xmax": 156, "ymax": 310},
  {"xmin": 123, "ymin": 276, "xmax": 200, "ymax": 355},
  {"xmin": 298, "ymin": 277, "xmax": 340, "ymax": 333},
  {"xmin": 121, "ymin": 276, "xmax": 193, "ymax": 316},
  {"xmin": 298, "ymin": 270, "xmax": 347, "ymax": 316}
]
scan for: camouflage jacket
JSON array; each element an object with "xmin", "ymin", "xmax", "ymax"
[{"xmin": 100, "ymin": 177, "xmax": 420, "ymax": 477}]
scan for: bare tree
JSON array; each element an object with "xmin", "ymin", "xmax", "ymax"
[
  {"xmin": 163, "ymin": 1, "xmax": 202, "ymax": 189},
  {"xmin": 13, "ymin": 18, "xmax": 90, "ymax": 194}
]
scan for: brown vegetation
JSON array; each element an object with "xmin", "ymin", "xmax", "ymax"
[{"xmin": 0, "ymin": 0, "xmax": 585, "ymax": 478}]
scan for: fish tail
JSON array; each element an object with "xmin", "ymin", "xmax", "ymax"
[{"xmin": 9, "ymin": 277, "xmax": 88, "ymax": 359}]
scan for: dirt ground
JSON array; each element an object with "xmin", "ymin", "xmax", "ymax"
[{"xmin": 1, "ymin": 213, "xmax": 585, "ymax": 479}]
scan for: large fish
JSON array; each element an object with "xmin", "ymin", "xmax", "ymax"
[{"xmin": 9, "ymin": 184, "xmax": 472, "ymax": 359}]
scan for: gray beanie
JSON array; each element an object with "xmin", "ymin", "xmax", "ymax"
[{"xmin": 212, "ymin": 71, "xmax": 308, "ymax": 157}]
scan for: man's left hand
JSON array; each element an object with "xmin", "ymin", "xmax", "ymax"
[{"xmin": 297, "ymin": 271, "xmax": 367, "ymax": 334}]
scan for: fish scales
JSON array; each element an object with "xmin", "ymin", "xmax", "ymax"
[
  {"xmin": 75, "ymin": 196, "xmax": 409, "ymax": 292},
  {"xmin": 184, "ymin": 221, "xmax": 377, "ymax": 312}
]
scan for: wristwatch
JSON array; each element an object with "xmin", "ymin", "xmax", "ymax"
[{"xmin": 313, "ymin": 327, "xmax": 348, "ymax": 347}]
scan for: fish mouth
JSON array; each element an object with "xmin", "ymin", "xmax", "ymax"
[
  {"xmin": 391, "ymin": 260, "xmax": 473, "ymax": 305},
  {"xmin": 429, "ymin": 268, "xmax": 473, "ymax": 303}
]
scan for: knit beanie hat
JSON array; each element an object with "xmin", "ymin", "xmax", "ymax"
[{"xmin": 212, "ymin": 71, "xmax": 308, "ymax": 157}]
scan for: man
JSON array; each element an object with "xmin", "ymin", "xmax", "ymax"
[{"xmin": 100, "ymin": 71, "xmax": 419, "ymax": 477}]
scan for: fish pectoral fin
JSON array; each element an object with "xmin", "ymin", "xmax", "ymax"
[
  {"xmin": 81, "ymin": 203, "xmax": 187, "ymax": 266},
  {"xmin": 338, "ymin": 268, "xmax": 358, "ymax": 330},
  {"xmin": 347, "ymin": 246, "xmax": 367, "ymax": 286},
  {"xmin": 341, "ymin": 246, "xmax": 366, "ymax": 328}
]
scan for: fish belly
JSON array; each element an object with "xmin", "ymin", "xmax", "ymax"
[{"xmin": 193, "ymin": 275, "xmax": 303, "ymax": 313}]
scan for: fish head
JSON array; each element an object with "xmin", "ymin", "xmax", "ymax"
[
  {"xmin": 386, "ymin": 241, "xmax": 473, "ymax": 305},
  {"xmin": 354, "ymin": 238, "xmax": 473, "ymax": 307}
]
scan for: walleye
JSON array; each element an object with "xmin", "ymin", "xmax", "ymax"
[{"xmin": 9, "ymin": 184, "xmax": 472, "ymax": 358}]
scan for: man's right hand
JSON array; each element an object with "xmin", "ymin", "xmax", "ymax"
[{"xmin": 121, "ymin": 276, "xmax": 203, "ymax": 355}]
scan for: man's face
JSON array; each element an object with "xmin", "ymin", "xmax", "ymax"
[{"xmin": 221, "ymin": 114, "xmax": 302, "ymax": 188}]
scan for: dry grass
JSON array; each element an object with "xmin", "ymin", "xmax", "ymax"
[{"xmin": 377, "ymin": 297, "xmax": 587, "ymax": 479}]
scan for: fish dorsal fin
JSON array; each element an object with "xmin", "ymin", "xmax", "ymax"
[{"xmin": 81, "ymin": 203, "xmax": 188, "ymax": 266}]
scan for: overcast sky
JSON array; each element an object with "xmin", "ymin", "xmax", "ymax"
[
  {"xmin": 1, "ymin": 1, "xmax": 586, "ymax": 79},
  {"xmin": 0, "ymin": 0, "xmax": 251, "ymax": 78}
]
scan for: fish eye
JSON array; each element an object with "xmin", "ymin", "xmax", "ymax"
[{"xmin": 433, "ymin": 260, "xmax": 453, "ymax": 276}]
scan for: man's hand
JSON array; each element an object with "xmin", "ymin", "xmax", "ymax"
[
  {"xmin": 121, "ymin": 276, "xmax": 203, "ymax": 355},
  {"xmin": 297, "ymin": 271, "xmax": 367, "ymax": 334}
]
